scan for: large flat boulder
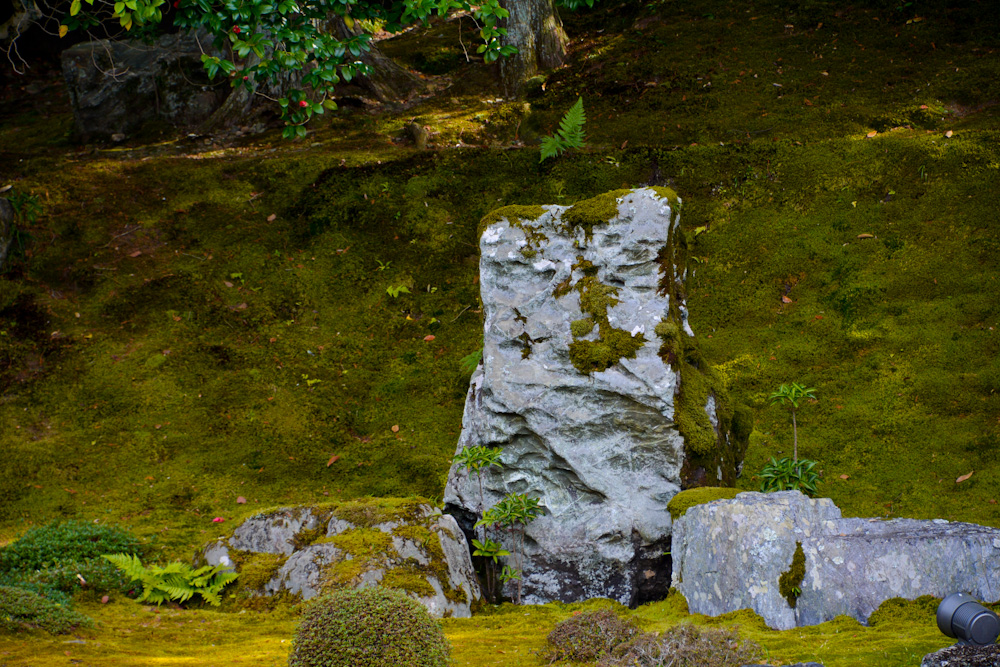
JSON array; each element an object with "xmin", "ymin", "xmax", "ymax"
[
  {"xmin": 672, "ymin": 491, "xmax": 1000, "ymax": 629},
  {"xmin": 444, "ymin": 188, "xmax": 747, "ymax": 606},
  {"xmin": 199, "ymin": 498, "xmax": 481, "ymax": 618}
]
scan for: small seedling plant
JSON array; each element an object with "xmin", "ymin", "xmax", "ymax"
[
  {"xmin": 453, "ymin": 445, "xmax": 505, "ymax": 598},
  {"xmin": 475, "ymin": 493, "xmax": 542, "ymax": 605},
  {"xmin": 762, "ymin": 382, "xmax": 821, "ymax": 495}
]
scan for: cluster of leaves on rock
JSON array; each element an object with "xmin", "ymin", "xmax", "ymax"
[
  {"xmin": 546, "ymin": 609, "xmax": 765, "ymax": 667},
  {"xmin": 288, "ymin": 587, "xmax": 450, "ymax": 667},
  {"xmin": 453, "ymin": 444, "xmax": 542, "ymax": 604}
]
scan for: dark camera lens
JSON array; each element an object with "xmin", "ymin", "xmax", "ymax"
[{"xmin": 937, "ymin": 592, "xmax": 1000, "ymax": 646}]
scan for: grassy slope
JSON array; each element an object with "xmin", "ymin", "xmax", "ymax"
[{"xmin": 0, "ymin": 0, "xmax": 999, "ymax": 664}]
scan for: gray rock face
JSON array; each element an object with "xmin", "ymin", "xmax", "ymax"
[
  {"xmin": 672, "ymin": 491, "xmax": 1000, "ymax": 629},
  {"xmin": 922, "ymin": 644, "xmax": 1000, "ymax": 667},
  {"xmin": 444, "ymin": 188, "xmax": 693, "ymax": 606},
  {"xmin": 199, "ymin": 501, "xmax": 481, "ymax": 618},
  {"xmin": 60, "ymin": 32, "xmax": 229, "ymax": 140}
]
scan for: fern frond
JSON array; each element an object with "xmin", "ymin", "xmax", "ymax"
[
  {"xmin": 556, "ymin": 97, "xmax": 586, "ymax": 148},
  {"xmin": 539, "ymin": 97, "xmax": 586, "ymax": 162}
]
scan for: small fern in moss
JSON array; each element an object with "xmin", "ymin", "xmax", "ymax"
[
  {"xmin": 540, "ymin": 97, "xmax": 586, "ymax": 162},
  {"xmin": 102, "ymin": 554, "xmax": 238, "ymax": 606}
]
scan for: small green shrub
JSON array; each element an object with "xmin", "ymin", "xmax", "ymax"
[
  {"xmin": 288, "ymin": 587, "xmax": 450, "ymax": 667},
  {"xmin": 0, "ymin": 521, "xmax": 142, "ymax": 602},
  {"xmin": 0, "ymin": 521, "xmax": 142, "ymax": 572},
  {"xmin": 546, "ymin": 608, "xmax": 641, "ymax": 663},
  {"xmin": 597, "ymin": 624, "xmax": 765, "ymax": 667},
  {"xmin": 759, "ymin": 457, "xmax": 821, "ymax": 495},
  {"xmin": 0, "ymin": 585, "xmax": 91, "ymax": 634}
]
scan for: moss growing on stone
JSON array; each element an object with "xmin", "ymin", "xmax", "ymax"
[
  {"xmin": 237, "ymin": 552, "xmax": 287, "ymax": 591},
  {"xmin": 561, "ymin": 275, "xmax": 646, "ymax": 374},
  {"xmin": 332, "ymin": 497, "xmax": 431, "ymax": 528},
  {"xmin": 650, "ymin": 186, "xmax": 681, "ymax": 208},
  {"xmin": 382, "ymin": 566, "xmax": 437, "ymax": 598},
  {"xmin": 328, "ymin": 527, "xmax": 394, "ymax": 557},
  {"xmin": 667, "ymin": 487, "xmax": 742, "ymax": 521},
  {"xmin": 570, "ymin": 318, "xmax": 595, "ymax": 337},
  {"xmin": 778, "ymin": 542, "xmax": 806, "ymax": 609},
  {"xmin": 561, "ymin": 189, "xmax": 632, "ymax": 238},
  {"xmin": 477, "ymin": 205, "xmax": 546, "ymax": 241}
]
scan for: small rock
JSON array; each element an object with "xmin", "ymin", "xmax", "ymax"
[{"xmin": 111, "ymin": 133, "xmax": 126, "ymax": 143}]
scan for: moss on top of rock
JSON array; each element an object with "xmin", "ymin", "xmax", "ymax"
[
  {"xmin": 667, "ymin": 487, "xmax": 742, "ymax": 520},
  {"xmin": 561, "ymin": 188, "xmax": 632, "ymax": 238},
  {"xmin": 477, "ymin": 204, "xmax": 547, "ymax": 240}
]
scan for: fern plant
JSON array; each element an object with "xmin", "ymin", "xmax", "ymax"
[
  {"xmin": 540, "ymin": 97, "xmax": 586, "ymax": 162},
  {"xmin": 102, "ymin": 554, "xmax": 238, "ymax": 606}
]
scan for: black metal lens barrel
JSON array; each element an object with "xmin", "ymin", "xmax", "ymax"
[{"xmin": 937, "ymin": 592, "xmax": 1000, "ymax": 646}]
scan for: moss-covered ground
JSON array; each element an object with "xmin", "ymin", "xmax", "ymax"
[{"xmin": 1, "ymin": 0, "xmax": 998, "ymax": 663}]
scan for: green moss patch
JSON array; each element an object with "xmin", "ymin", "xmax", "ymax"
[
  {"xmin": 778, "ymin": 542, "xmax": 806, "ymax": 609},
  {"xmin": 667, "ymin": 487, "xmax": 742, "ymax": 521},
  {"xmin": 561, "ymin": 189, "xmax": 632, "ymax": 238}
]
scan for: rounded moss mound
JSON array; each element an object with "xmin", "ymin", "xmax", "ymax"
[
  {"xmin": 667, "ymin": 487, "xmax": 742, "ymax": 521},
  {"xmin": 287, "ymin": 587, "xmax": 450, "ymax": 667}
]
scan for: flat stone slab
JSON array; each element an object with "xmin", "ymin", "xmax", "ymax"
[{"xmin": 672, "ymin": 491, "xmax": 1000, "ymax": 629}]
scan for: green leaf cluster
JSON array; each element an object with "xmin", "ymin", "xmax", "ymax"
[
  {"xmin": 759, "ymin": 457, "xmax": 821, "ymax": 496},
  {"xmin": 540, "ymin": 97, "xmax": 587, "ymax": 162},
  {"xmin": 101, "ymin": 554, "xmax": 238, "ymax": 606}
]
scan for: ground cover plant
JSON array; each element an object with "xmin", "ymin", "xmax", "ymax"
[{"xmin": 1, "ymin": 0, "xmax": 999, "ymax": 663}]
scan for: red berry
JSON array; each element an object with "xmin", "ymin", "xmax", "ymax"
[
  {"xmin": 242, "ymin": 75, "xmax": 249, "ymax": 81},
  {"xmin": 299, "ymin": 100, "xmax": 308, "ymax": 108},
  {"xmin": 232, "ymin": 26, "xmax": 240, "ymax": 33}
]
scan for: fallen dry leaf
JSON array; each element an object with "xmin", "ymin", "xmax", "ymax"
[
  {"xmin": 423, "ymin": 335, "xmax": 436, "ymax": 341},
  {"xmin": 839, "ymin": 474, "xmax": 850, "ymax": 480},
  {"xmin": 129, "ymin": 250, "xmax": 142, "ymax": 258},
  {"xmin": 857, "ymin": 233, "xmax": 875, "ymax": 239},
  {"xmin": 224, "ymin": 281, "xmax": 234, "ymax": 288},
  {"xmin": 956, "ymin": 471, "xmax": 974, "ymax": 484},
  {"xmin": 267, "ymin": 214, "xmax": 277, "ymax": 222},
  {"xmin": 236, "ymin": 496, "xmax": 247, "ymax": 504},
  {"xmin": 920, "ymin": 104, "xmax": 928, "ymax": 109},
  {"xmin": 866, "ymin": 130, "xmax": 878, "ymax": 138},
  {"xmin": 327, "ymin": 455, "xmax": 340, "ymax": 467},
  {"xmin": 101, "ymin": 595, "xmax": 109, "ymax": 604},
  {"xmin": 945, "ymin": 130, "xmax": 953, "ymax": 138},
  {"xmin": 781, "ymin": 295, "xmax": 792, "ymax": 304},
  {"xmin": 391, "ymin": 425, "xmax": 400, "ymax": 433}
]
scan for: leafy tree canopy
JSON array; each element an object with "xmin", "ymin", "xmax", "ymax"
[{"xmin": 57, "ymin": 0, "xmax": 600, "ymax": 137}]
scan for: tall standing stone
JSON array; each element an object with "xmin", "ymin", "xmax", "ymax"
[{"xmin": 444, "ymin": 188, "xmax": 746, "ymax": 606}]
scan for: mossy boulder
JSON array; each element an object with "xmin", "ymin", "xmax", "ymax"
[
  {"xmin": 447, "ymin": 188, "xmax": 744, "ymax": 607},
  {"xmin": 199, "ymin": 498, "xmax": 480, "ymax": 618}
]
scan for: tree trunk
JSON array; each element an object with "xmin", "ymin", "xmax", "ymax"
[
  {"xmin": 498, "ymin": 0, "xmax": 568, "ymax": 98},
  {"xmin": 325, "ymin": 16, "xmax": 427, "ymax": 104},
  {"xmin": 0, "ymin": 199, "xmax": 15, "ymax": 273}
]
